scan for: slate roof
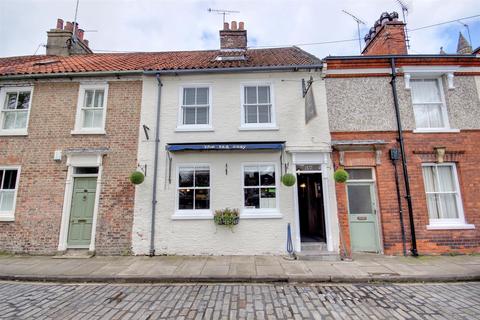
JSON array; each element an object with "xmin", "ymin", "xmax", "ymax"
[{"xmin": 0, "ymin": 47, "xmax": 322, "ymax": 77}]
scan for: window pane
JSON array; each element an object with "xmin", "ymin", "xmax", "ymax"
[
  {"xmin": 4, "ymin": 93, "xmax": 17, "ymax": 110},
  {"xmin": 426, "ymin": 194, "xmax": 440, "ymax": 219},
  {"xmin": 196, "ymin": 107, "xmax": 208, "ymax": 124},
  {"xmin": 84, "ymin": 90, "xmax": 94, "ymax": 108},
  {"xmin": 17, "ymin": 92, "xmax": 30, "ymax": 110},
  {"xmin": 83, "ymin": 109, "xmax": 94, "ymax": 127},
  {"xmin": 0, "ymin": 170, "xmax": 3, "ymax": 188},
  {"xmin": 2, "ymin": 112, "xmax": 16, "ymax": 129},
  {"xmin": 196, "ymin": 88, "xmax": 208, "ymax": 105},
  {"xmin": 438, "ymin": 194, "xmax": 459, "ymax": 219},
  {"xmin": 346, "ymin": 169, "xmax": 372, "ymax": 180},
  {"xmin": 2, "ymin": 170, "xmax": 17, "ymax": 189},
  {"xmin": 183, "ymin": 107, "xmax": 196, "ymax": 124},
  {"xmin": 244, "ymin": 188, "xmax": 259, "ymax": 208},
  {"xmin": 179, "ymin": 169, "xmax": 194, "ymax": 187},
  {"xmin": 15, "ymin": 111, "xmax": 28, "ymax": 129},
  {"xmin": 258, "ymin": 105, "xmax": 271, "ymax": 123},
  {"xmin": 257, "ymin": 86, "xmax": 270, "ymax": 103},
  {"xmin": 245, "ymin": 86, "xmax": 257, "ymax": 104},
  {"xmin": 178, "ymin": 189, "xmax": 193, "ymax": 209},
  {"xmin": 244, "ymin": 168, "xmax": 259, "ymax": 186},
  {"xmin": 195, "ymin": 189, "xmax": 210, "ymax": 209},
  {"xmin": 260, "ymin": 188, "xmax": 276, "ymax": 208},
  {"xmin": 245, "ymin": 105, "xmax": 258, "ymax": 123},
  {"xmin": 413, "ymin": 105, "xmax": 430, "ymax": 128},
  {"xmin": 195, "ymin": 168, "xmax": 210, "ymax": 187},
  {"xmin": 260, "ymin": 166, "xmax": 275, "ymax": 186},
  {"xmin": 93, "ymin": 90, "xmax": 104, "ymax": 108},
  {"xmin": 422, "ymin": 166, "xmax": 436, "ymax": 192},
  {"xmin": 437, "ymin": 166, "xmax": 455, "ymax": 192},
  {"xmin": 0, "ymin": 191, "xmax": 15, "ymax": 211},
  {"xmin": 91, "ymin": 109, "xmax": 103, "ymax": 128},
  {"xmin": 427, "ymin": 104, "xmax": 444, "ymax": 128},
  {"xmin": 347, "ymin": 185, "xmax": 373, "ymax": 214},
  {"xmin": 411, "ymin": 79, "xmax": 441, "ymax": 103},
  {"xmin": 184, "ymin": 88, "xmax": 196, "ymax": 105}
]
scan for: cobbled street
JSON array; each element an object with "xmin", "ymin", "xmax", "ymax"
[{"xmin": 0, "ymin": 282, "xmax": 479, "ymax": 319}]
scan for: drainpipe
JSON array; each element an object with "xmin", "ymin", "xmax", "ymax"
[
  {"xmin": 391, "ymin": 152, "xmax": 407, "ymax": 256},
  {"xmin": 150, "ymin": 73, "xmax": 162, "ymax": 257},
  {"xmin": 389, "ymin": 58, "xmax": 418, "ymax": 257}
]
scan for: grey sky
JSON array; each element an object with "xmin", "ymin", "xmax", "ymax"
[{"xmin": 1, "ymin": 0, "xmax": 479, "ymax": 58}]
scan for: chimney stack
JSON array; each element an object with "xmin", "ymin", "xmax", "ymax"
[
  {"xmin": 362, "ymin": 12, "xmax": 407, "ymax": 55},
  {"xmin": 46, "ymin": 18, "xmax": 92, "ymax": 56},
  {"xmin": 220, "ymin": 21, "xmax": 247, "ymax": 50}
]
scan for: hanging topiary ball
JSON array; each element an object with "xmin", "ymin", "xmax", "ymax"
[
  {"xmin": 334, "ymin": 168, "xmax": 349, "ymax": 183},
  {"xmin": 281, "ymin": 173, "xmax": 296, "ymax": 187},
  {"xmin": 129, "ymin": 171, "xmax": 145, "ymax": 185}
]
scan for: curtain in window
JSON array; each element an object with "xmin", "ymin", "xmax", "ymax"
[
  {"xmin": 411, "ymin": 79, "xmax": 445, "ymax": 129},
  {"xmin": 422, "ymin": 165, "xmax": 459, "ymax": 220}
]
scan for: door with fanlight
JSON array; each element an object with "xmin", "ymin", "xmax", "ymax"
[{"xmin": 346, "ymin": 169, "xmax": 380, "ymax": 253}]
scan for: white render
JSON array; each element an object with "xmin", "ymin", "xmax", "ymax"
[{"xmin": 132, "ymin": 71, "xmax": 338, "ymax": 255}]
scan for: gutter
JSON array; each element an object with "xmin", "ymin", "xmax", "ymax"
[
  {"xmin": 325, "ymin": 54, "xmax": 480, "ymax": 60},
  {"xmin": 0, "ymin": 70, "xmax": 143, "ymax": 81},
  {"xmin": 150, "ymin": 74, "xmax": 162, "ymax": 257},
  {"xmin": 390, "ymin": 58, "xmax": 418, "ymax": 257}
]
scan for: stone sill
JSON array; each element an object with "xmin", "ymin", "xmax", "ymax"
[{"xmin": 426, "ymin": 224, "xmax": 475, "ymax": 230}]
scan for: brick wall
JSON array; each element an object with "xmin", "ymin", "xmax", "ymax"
[
  {"xmin": 0, "ymin": 80, "xmax": 142, "ymax": 255},
  {"xmin": 332, "ymin": 130, "xmax": 480, "ymax": 256}
]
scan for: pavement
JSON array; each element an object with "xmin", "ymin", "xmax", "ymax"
[
  {"xmin": 1, "ymin": 282, "xmax": 480, "ymax": 319},
  {"xmin": 0, "ymin": 253, "xmax": 479, "ymax": 283}
]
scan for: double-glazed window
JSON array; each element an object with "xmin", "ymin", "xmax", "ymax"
[
  {"xmin": 177, "ymin": 165, "xmax": 210, "ymax": 211},
  {"xmin": 0, "ymin": 87, "xmax": 32, "ymax": 134},
  {"xmin": 422, "ymin": 163, "xmax": 463, "ymax": 223},
  {"xmin": 179, "ymin": 87, "xmax": 210, "ymax": 127},
  {"xmin": 73, "ymin": 84, "xmax": 108, "ymax": 134},
  {"xmin": 410, "ymin": 79, "xmax": 448, "ymax": 129},
  {"xmin": 242, "ymin": 85, "xmax": 274, "ymax": 126},
  {"xmin": 0, "ymin": 168, "xmax": 19, "ymax": 219},
  {"xmin": 243, "ymin": 164, "xmax": 277, "ymax": 210}
]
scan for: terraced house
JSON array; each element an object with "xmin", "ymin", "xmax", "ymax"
[{"xmin": 325, "ymin": 12, "xmax": 480, "ymax": 256}]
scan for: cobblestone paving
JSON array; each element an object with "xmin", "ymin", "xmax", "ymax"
[{"xmin": 0, "ymin": 282, "xmax": 479, "ymax": 319}]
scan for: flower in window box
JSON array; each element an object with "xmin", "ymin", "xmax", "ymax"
[
  {"xmin": 129, "ymin": 171, "xmax": 145, "ymax": 185},
  {"xmin": 334, "ymin": 168, "xmax": 349, "ymax": 183},
  {"xmin": 214, "ymin": 208, "xmax": 240, "ymax": 230}
]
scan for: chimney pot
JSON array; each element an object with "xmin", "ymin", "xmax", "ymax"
[
  {"xmin": 56, "ymin": 18, "xmax": 64, "ymax": 29},
  {"xmin": 83, "ymin": 39, "xmax": 89, "ymax": 47},
  {"xmin": 239, "ymin": 21, "xmax": 244, "ymax": 30},
  {"xmin": 65, "ymin": 21, "xmax": 73, "ymax": 32},
  {"xmin": 77, "ymin": 29, "xmax": 84, "ymax": 40},
  {"xmin": 223, "ymin": 22, "xmax": 229, "ymax": 30},
  {"xmin": 362, "ymin": 11, "xmax": 407, "ymax": 55},
  {"xmin": 231, "ymin": 21, "xmax": 238, "ymax": 30}
]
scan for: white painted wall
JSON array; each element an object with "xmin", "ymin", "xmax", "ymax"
[{"xmin": 132, "ymin": 71, "xmax": 337, "ymax": 255}]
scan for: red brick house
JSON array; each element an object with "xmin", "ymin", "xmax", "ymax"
[{"xmin": 325, "ymin": 12, "xmax": 480, "ymax": 256}]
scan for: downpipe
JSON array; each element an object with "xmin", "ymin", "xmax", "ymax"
[{"xmin": 390, "ymin": 58, "xmax": 418, "ymax": 257}]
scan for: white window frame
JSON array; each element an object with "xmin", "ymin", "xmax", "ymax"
[
  {"xmin": 0, "ymin": 166, "xmax": 21, "ymax": 221},
  {"xmin": 240, "ymin": 83, "xmax": 277, "ymax": 130},
  {"xmin": 72, "ymin": 83, "xmax": 108, "ymax": 135},
  {"xmin": 176, "ymin": 85, "xmax": 213, "ymax": 131},
  {"xmin": 241, "ymin": 162, "xmax": 281, "ymax": 218},
  {"xmin": 173, "ymin": 163, "xmax": 212, "ymax": 219},
  {"xmin": 422, "ymin": 163, "xmax": 474, "ymax": 230},
  {"xmin": 0, "ymin": 86, "xmax": 33, "ymax": 136},
  {"xmin": 409, "ymin": 77, "xmax": 452, "ymax": 133}
]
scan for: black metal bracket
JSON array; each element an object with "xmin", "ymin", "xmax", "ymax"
[
  {"xmin": 143, "ymin": 124, "xmax": 150, "ymax": 140},
  {"xmin": 137, "ymin": 163, "xmax": 147, "ymax": 176},
  {"xmin": 302, "ymin": 76, "xmax": 314, "ymax": 98}
]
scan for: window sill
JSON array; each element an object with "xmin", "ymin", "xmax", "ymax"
[
  {"xmin": 238, "ymin": 126, "xmax": 279, "ymax": 131},
  {"xmin": 413, "ymin": 128, "xmax": 460, "ymax": 134},
  {"xmin": 0, "ymin": 130, "xmax": 28, "ymax": 136},
  {"xmin": 71, "ymin": 129, "xmax": 106, "ymax": 135},
  {"xmin": 171, "ymin": 211, "xmax": 213, "ymax": 220},
  {"xmin": 175, "ymin": 126, "xmax": 214, "ymax": 132},
  {"xmin": 0, "ymin": 216, "xmax": 15, "ymax": 222},
  {"xmin": 240, "ymin": 210, "xmax": 282, "ymax": 219},
  {"xmin": 426, "ymin": 223, "xmax": 475, "ymax": 230}
]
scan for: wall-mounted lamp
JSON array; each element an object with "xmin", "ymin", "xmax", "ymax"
[{"xmin": 434, "ymin": 147, "xmax": 446, "ymax": 163}]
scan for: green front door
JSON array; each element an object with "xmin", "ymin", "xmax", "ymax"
[
  {"xmin": 67, "ymin": 177, "xmax": 97, "ymax": 247},
  {"xmin": 347, "ymin": 182, "xmax": 380, "ymax": 252}
]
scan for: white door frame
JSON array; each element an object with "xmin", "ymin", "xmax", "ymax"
[
  {"xmin": 291, "ymin": 151, "xmax": 336, "ymax": 252},
  {"xmin": 57, "ymin": 152, "xmax": 105, "ymax": 252}
]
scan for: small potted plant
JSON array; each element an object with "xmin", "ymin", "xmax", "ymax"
[{"xmin": 214, "ymin": 208, "xmax": 240, "ymax": 230}]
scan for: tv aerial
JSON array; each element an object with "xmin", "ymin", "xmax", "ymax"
[
  {"xmin": 342, "ymin": 10, "xmax": 366, "ymax": 53},
  {"xmin": 396, "ymin": 0, "xmax": 411, "ymax": 48},
  {"xmin": 208, "ymin": 8, "xmax": 240, "ymax": 24}
]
